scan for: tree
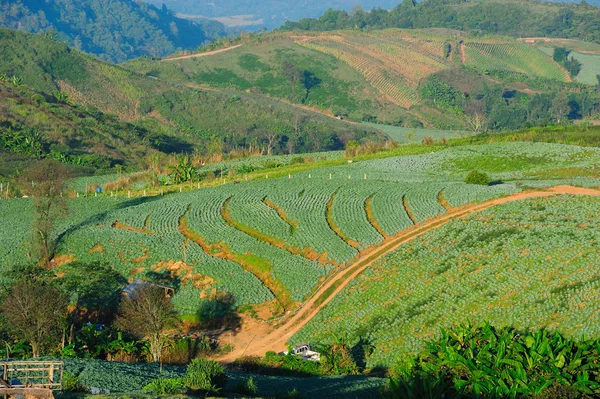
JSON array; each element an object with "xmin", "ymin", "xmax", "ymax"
[
  {"xmin": 184, "ymin": 358, "xmax": 228, "ymax": 394},
  {"xmin": 115, "ymin": 283, "xmax": 179, "ymax": 363},
  {"xmin": 282, "ymin": 61, "xmax": 303, "ymax": 102},
  {"xmin": 19, "ymin": 160, "xmax": 70, "ymax": 267},
  {"xmin": 2, "ymin": 280, "xmax": 68, "ymax": 357},
  {"xmin": 550, "ymin": 92, "xmax": 571, "ymax": 124},
  {"xmin": 466, "ymin": 113, "xmax": 489, "ymax": 134},
  {"xmin": 465, "ymin": 170, "xmax": 491, "ymax": 185}
]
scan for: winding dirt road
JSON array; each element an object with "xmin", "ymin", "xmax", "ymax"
[
  {"xmin": 162, "ymin": 44, "xmax": 243, "ymax": 61},
  {"xmin": 218, "ymin": 185, "xmax": 600, "ymax": 362}
]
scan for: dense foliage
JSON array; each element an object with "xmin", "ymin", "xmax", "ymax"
[
  {"xmin": 0, "ymin": 0, "xmax": 227, "ymax": 62},
  {"xmin": 282, "ymin": 0, "xmax": 600, "ymax": 45},
  {"xmin": 384, "ymin": 323, "xmax": 600, "ymax": 398}
]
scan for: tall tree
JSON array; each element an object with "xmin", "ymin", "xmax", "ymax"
[
  {"xmin": 116, "ymin": 283, "xmax": 179, "ymax": 363},
  {"xmin": 282, "ymin": 61, "xmax": 303, "ymax": 102},
  {"xmin": 2, "ymin": 279, "xmax": 68, "ymax": 358},
  {"xmin": 550, "ymin": 92, "xmax": 571, "ymax": 124},
  {"xmin": 19, "ymin": 160, "xmax": 71, "ymax": 267}
]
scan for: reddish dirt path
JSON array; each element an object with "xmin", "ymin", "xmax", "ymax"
[
  {"xmin": 162, "ymin": 44, "xmax": 243, "ymax": 61},
  {"xmin": 217, "ymin": 185, "xmax": 600, "ymax": 362}
]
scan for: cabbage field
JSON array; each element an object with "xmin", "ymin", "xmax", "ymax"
[
  {"xmin": 292, "ymin": 195, "xmax": 600, "ymax": 366},
  {"xmin": 1, "ymin": 142, "xmax": 599, "ymax": 316}
]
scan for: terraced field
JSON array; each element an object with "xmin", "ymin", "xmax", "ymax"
[
  {"xmin": 292, "ymin": 195, "xmax": 600, "ymax": 366},
  {"xmin": 2, "ymin": 142, "xmax": 600, "ymax": 318},
  {"xmin": 293, "ymin": 31, "xmax": 570, "ymax": 109},
  {"xmin": 463, "ymin": 39, "xmax": 569, "ymax": 81}
]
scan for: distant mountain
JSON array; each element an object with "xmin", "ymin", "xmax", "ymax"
[
  {"xmin": 143, "ymin": 0, "xmax": 402, "ymax": 30},
  {"xmin": 0, "ymin": 0, "xmax": 228, "ymax": 62}
]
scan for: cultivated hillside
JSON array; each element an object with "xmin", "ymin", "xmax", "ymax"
[
  {"xmin": 125, "ymin": 29, "xmax": 600, "ymax": 130},
  {"xmin": 0, "ymin": 29, "xmax": 381, "ymax": 169},
  {"xmin": 282, "ymin": 0, "xmax": 600, "ymax": 45},
  {"xmin": 0, "ymin": 0, "xmax": 227, "ymax": 62}
]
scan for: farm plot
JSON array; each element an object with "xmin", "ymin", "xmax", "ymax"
[
  {"xmin": 463, "ymin": 41, "xmax": 569, "ymax": 81},
  {"xmin": 292, "ymin": 195, "xmax": 600, "ymax": 366}
]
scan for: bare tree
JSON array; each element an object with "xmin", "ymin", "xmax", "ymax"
[
  {"xmin": 2, "ymin": 281, "xmax": 68, "ymax": 358},
  {"xmin": 116, "ymin": 284, "xmax": 179, "ymax": 363},
  {"xmin": 19, "ymin": 160, "xmax": 70, "ymax": 267},
  {"xmin": 466, "ymin": 113, "xmax": 489, "ymax": 134}
]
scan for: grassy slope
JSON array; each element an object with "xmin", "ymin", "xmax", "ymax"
[
  {"xmin": 124, "ymin": 29, "xmax": 572, "ymax": 128},
  {"xmin": 0, "ymin": 29, "xmax": 382, "ymax": 167}
]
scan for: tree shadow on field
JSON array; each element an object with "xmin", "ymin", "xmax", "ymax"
[
  {"xmin": 196, "ymin": 292, "xmax": 242, "ymax": 334},
  {"xmin": 302, "ymin": 70, "xmax": 321, "ymax": 104}
]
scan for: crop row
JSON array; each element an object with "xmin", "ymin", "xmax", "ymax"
[{"xmin": 292, "ymin": 195, "xmax": 600, "ymax": 366}]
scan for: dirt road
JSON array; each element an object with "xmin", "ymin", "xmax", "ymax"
[
  {"xmin": 162, "ymin": 44, "xmax": 243, "ymax": 61},
  {"xmin": 217, "ymin": 185, "xmax": 600, "ymax": 362}
]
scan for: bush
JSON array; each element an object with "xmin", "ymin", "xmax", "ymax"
[
  {"xmin": 184, "ymin": 358, "xmax": 227, "ymax": 393},
  {"xmin": 143, "ymin": 377, "xmax": 184, "ymax": 395},
  {"xmin": 290, "ymin": 156, "xmax": 305, "ymax": 165},
  {"xmin": 465, "ymin": 170, "xmax": 491, "ymax": 185},
  {"xmin": 233, "ymin": 377, "xmax": 258, "ymax": 396},
  {"xmin": 62, "ymin": 371, "xmax": 86, "ymax": 392}
]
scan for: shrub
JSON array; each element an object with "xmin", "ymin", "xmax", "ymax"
[
  {"xmin": 290, "ymin": 156, "xmax": 305, "ymax": 165},
  {"xmin": 184, "ymin": 358, "xmax": 227, "ymax": 393},
  {"xmin": 465, "ymin": 170, "xmax": 491, "ymax": 185},
  {"xmin": 62, "ymin": 371, "xmax": 86, "ymax": 392},
  {"xmin": 422, "ymin": 136, "xmax": 435, "ymax": 146},
  {"xmin": 143, "ymin": 377, "xmax": 184, "ymax": 395},
  {"xmin": 233, "ymin": 377, "xmax": 258, "ymax": 396}
]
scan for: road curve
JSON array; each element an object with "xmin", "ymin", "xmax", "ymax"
[
  {"xmin": 218, "ymin": 185, "xmax": 600, "ymax": 362},
  {"xmin": 162, "ymin": 44, "xmax": 243, "ymax": 61}
]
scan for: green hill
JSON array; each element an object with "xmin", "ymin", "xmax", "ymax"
[
  {"xmin": 124, "ymin": 29, "xmax": 600, "ymax": 130},
  {"xmin": 0, "ymin": 0, "xmax": 227, "ymax": 63},
  {"xmin": 0, "ymin": 28, "xmax": 381, "ymax": 171}
]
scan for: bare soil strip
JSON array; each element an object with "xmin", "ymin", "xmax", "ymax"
[
  {"xmin": 325, "ymin": 192, "xmax": 360, "ymax": 249},
  {"xmin": 364, "ymin": 196, "xmax": 387, "ymax": 238},
  {"xmin": 112, "ymin": 221, "xmax": 154, "ymax": 235},
  {"xmin": 162, "ymin": 44, "xmax": 244, "ymax": 61},
  {"xmin": 263, "ymin": 198, "xmax": 298, "ymax": 234},
  {"xmin": 438, "ymin": 189, "xmax": 453, "ymax": 212},
  {"xmin": 217, "ymin": 186, "xmax": 600, "ymax": 362},
  {"xmin": 222, "ymin": 198, "xmax": 331, "ymax": 264},
  {"xmin": 403, "ymin": 195, "xmax": 417, "ymax": 225},
  {"xmin": 178, "ymin": 208, "xmax": 294, "ymax": 311}
]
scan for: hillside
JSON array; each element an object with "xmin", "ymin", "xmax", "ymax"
[
  {"xmin": 125, "ymin": 29, "xmax": 600, "ymax": 130},
  {"xmin": 3, "ymin": 133, "xmax": 600, "ymax": 317},
  {"xmin": 0, "ymin": 0, "xmax": 227, "ymax": 62},
  {"xmin": 0, "ymin": 28, "xmax": 380, "ymax": 170},
  {"xmin": 282, "ymin": 0, "xmax": 600, "ymax": 45}
]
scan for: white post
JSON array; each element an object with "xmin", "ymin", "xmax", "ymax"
[
  {"xmin": 329, "ymin": 173, "xmax": 332, "ymax": 180},
  {"xmin": 197, "ymin": 182, "xmax": 200, "ymax": 189},
  {"xmin": 143, "ymin": 190, "xmax": 146, "ymax": 197},
  {"xmin": 348, "ymin": 175, "xmax": 351, "ymax": 179},
  {"xmin": 309, "ymin": 174, "xmax": 311, "ymax": 179},
  {"xmin": 266, "ymin": 174, "xmax": 268, "ymax": 179},
  {"xmin": 364, "ymin": 173, "xmax": 367, "ymax": 180},
  {"xmin": 77, "ymin": 192, "xmax": 79, "ymax": 198},
  {"xmin": 128, "ymin": 191, "xmax": 131, "ymax": 198},
  {"xmin": 180, "ymin": 185, "xmax": 182, "ymax": 193},
  {"xmin": 288, "ymin": 174, "xmax": 291, "ymax": 179}
]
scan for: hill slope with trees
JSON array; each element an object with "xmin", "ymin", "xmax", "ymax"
[
  {"xmin": 281, "ymin": 0, "xmax": 600, "ymax": 44},
  {"xmin": 0, "ymin": 0, "xmax": 227, "ymax": 62},
  {"xmin": 0, "ymin": 28, "xmax": 381, "ymax": 173}
]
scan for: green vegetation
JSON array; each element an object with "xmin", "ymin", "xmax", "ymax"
[
  {"xmin": 282, "ymin": 0, "xmax": 600, "ymax": 45},
  {"xmin": 570, "ymin": 52, "xmax": 600, "ymax": 85},
  {"xmin": 0, "ymin": 28, "xmax": 380, "ymax": 173},
  {"xmin": 184, "ymin": 358, "xmax": 228, "ymax": 394},
  {"xmin": 293, "ymin": 195, "xmax": 600, "ymax": 366},
  {"xmin": 125, "ymin": 29, "xmax": 600, "ymax": 131},
  {"xmin": 465, "ymin": 170, "xmax": 492, "ymax": 185},
  {"xmin": 364, "ymin": 123, "xmax": 470, "ymax": 144},
  {"xmin": 384, "ymin": 323, "xmax": 600, "ymax": 398},
  {"xmin": 0, "ymin": 0, "xmax": 226, "ymax": 62}
]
